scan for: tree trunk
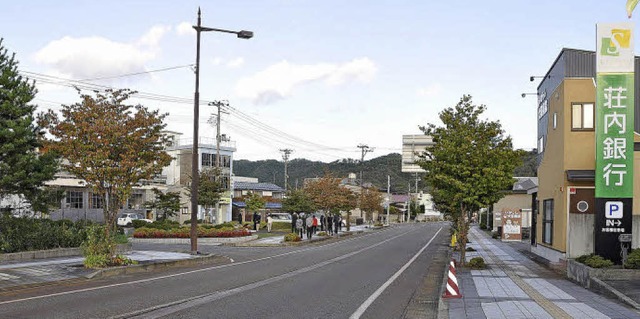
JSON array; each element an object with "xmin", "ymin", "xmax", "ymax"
[{"xmin": 458, "ymin": 204, "xmax": 469, "ymax": 266}]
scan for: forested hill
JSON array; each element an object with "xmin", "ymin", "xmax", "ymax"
[{"xmin": 233, "ymin": 151, "xmax": 537, "ymax": 193}]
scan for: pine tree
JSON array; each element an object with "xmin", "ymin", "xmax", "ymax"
[{"xmin": 0, "ymin": 39, "xmax": 58, "ymax": 213}]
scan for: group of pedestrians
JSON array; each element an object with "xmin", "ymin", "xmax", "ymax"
[{"xmin": 291, "ymin": 212, "xmax": 342, "ymax": 240}]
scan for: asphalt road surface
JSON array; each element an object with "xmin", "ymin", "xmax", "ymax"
[{"xmin": 0, "ymin": 222, "xmax": 450, "ymax": 319}]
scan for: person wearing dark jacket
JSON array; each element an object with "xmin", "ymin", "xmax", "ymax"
[
  {"xmin": 253, "ymin": 211, "xmax": 261, "ymax": 231},
  {"xmin": 327, "ymin": 214, "xmax": 334, "ymax": 235},
  {"xmin": 291, "ymin": 213, "xmax": 298, "ymax": 233}
]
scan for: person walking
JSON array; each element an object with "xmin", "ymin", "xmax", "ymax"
[
  {"xmin": 312, "ymin": 215, "xmax": 319, "ymax": 234},
  {"xmin": 334, "ymin": 214, "xmax": 340, "ymax": 235},
  {"xmin": 291, "ymin": 212, "xmax": 298, "ymax": 233},
  {"xmin": 326, "ymin": 214, "xmax": 334, "ymax": 235},
  {"xmin": 253, "ymin": 211, "xmax": 261, "ymax": 231},
  {"xmin": 306, "ymin": 214, "xmax": 314, "ymax": 239},
  {"xmin": 320, "ymin": 214, "xmax": 326, "ymax": 232},
  {"xmin": 296, "ymin": 217, "xmax": 304, "ymax": 238},
  {"xmin": 266, "ymin": 214, "xmax": 273, "ymax": 233}
]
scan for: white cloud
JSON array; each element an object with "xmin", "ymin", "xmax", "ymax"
[
  {"xmin": 235, "ymin": 57, "xmax": 377, "ymax": 105},
  {"xmin": 417, "ymin": 84, "xmax": 442, "ymax": 97},
  {"xmin": 176, "ymin": 21, "xmax": 194, "ymax": 36},
  {"xmin": 226, "ymin": 57, "xmax": 244, "ymax": 68},
  {"xmin": 137, "ymin": 25, "xmax": 172, "ymax": 47},
  {"xmin": 33, "ymin": 25, "xmax": 171, "ymax": 80},
  {"xmin": 211, "ymin": 57, "xmax": 222, "ymax": 66}
]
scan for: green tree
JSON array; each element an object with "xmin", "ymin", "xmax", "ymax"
[
  {"xmin": 417, "ymin": 95, "xmax": 523, "ymax": 266},
  {"xmin": 245, "ymin": 191, "xmax": 266, "ymax": 216},
  {"xmin": 37, "ymin": 89, "xmax": 172, "ymax": 241},
  {"xmin": 199, "ymin": 168, "xmax": 224, "ymax": 223},
  {"xmin": 282, "ymin": 189, "xmax": 316, "ymax": 213},
  {"xmin": 145, "ymin": 188, "xmax": 181, "ymax": 221},
  {"xmin": 0, "ymin": 39, "xmax": 59, "ymax": 214}
]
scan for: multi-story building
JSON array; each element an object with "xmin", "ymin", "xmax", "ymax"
[
  {"xmin": 532, "ymin": 48, "xmax": 640, "ymax": 264},
  {"xmin": 162, "ymin": 131, "xmax": 236, "ymax": 224},
  {"xmin": 231, "ymin": 176, "xmax": 284, "ymax": 222}
]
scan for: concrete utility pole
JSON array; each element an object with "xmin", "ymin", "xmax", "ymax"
[
  {"xmin": 407, "ymin": 182, "xmax": 411, "ymax": 223},
  {"xmin": 280, "ymin": 149, "xmax": 293, "ymax": 192},
  {"xmin": 209, "ymin": 100, "xmax": 229, "ymax": 225},
  {"xmin": 357, "ymin": 144, "xmax": 374, "ymax": 186},
  {"xmin": 386, "ymin": 175, "xmax": 390, "ymax": 225}
]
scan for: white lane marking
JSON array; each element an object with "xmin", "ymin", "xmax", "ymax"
[
  {"xmin": 112, "ymin": 226, "xmax": 430, "ymax": 319},
  {"xmin": 349, "ymin": 227, "xmax": 443, "ymax": 319},
  {"xmin": 0, "ymin": 223, "xmax": 417, "ymax": 306}
]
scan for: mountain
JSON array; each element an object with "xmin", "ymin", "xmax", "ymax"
[
  {"xmin": 233, "ymin": 153, "xmax": 417, "ymax": 193},
  {"xmin": 233, "ymin": 151, "xmax": 536, "ymax": 193}
]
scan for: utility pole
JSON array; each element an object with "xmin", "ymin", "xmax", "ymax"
[
  {"xmin": 280, "ymin": 149, "xmax": 293, "ymax": 192},
  {"xmin": 209, "ymin": 100, "xmax": 228, "ymax": 225},
  {"xmin": 357, "ymin": 144, "xmax": 374, "ymax": 186},
  {"xmin": 386, "ymin": 175, "xmax": 390, "ymax": 225},
  {"xmin": 407, "ymin": 182, "xmax": 411, "ymax": 223}
]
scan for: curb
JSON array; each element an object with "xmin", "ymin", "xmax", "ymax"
[
  {"xmin": 437, "ymin": 247, "xmax": 453, "ymax": 319},
  {"xmin": 590, "ymin": 277, "xmax": 640, "ymax": 311},
  {"xmin": 85, "ymin": 254, "xmax": 227, "ymax": 279}
]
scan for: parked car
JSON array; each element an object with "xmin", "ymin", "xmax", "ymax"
[
  {"xmin": 269, "ymin": 213, "xmax": 292, "ymax": 223},
  {"xmin": 117, "ymin": 213, "xmax": 152, "ymax": 227}
]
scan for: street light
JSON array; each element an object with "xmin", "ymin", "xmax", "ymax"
[{"xmin": 190, "ymin": 8, "xmax": 253, "ymax": 254}]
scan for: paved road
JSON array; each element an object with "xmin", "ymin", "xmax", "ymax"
[{"xmin": 0, "ymin": 223, "xmax": 449, "ymax": 319}]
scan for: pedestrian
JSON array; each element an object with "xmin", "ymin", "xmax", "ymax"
[
  {"xmin": 312, "ymin": 214, "xmax": 319, "ymax": 234},
  {"xmin": 306, "ymin": 214, "xmax": 314, "ymax": 239},
  {"xmin": 327, "ymin": 214, "xmax": 334, "ymax": 235},
  {"xmin": 253, "ymin": 211, "xmax": 261, "ymax": 231},
  {"xmin": 320, "ymin": 214, "xmax": 326, "ymax": 232},
  {"xmin": 267, "ymin": 213, "xmax": 273, "ymax": 233},
  {"xmin": 291, "ymin": 212, "xmax": 298, "ymax": 233},
  {"xmin": 296, "ymin": 216, "xmax": 304, "ymax": 238},
  {"xmin": 334, "ymin": 214, "xmax": 340, "ymax": 235},
  {"xmin": 238, "ymin": 211, "xmax": 243, "ymax": 225}
]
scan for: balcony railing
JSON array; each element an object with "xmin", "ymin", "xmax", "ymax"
[{"xmin": 168, "ymin": 138, "xmax": 236, "ymax": 150}]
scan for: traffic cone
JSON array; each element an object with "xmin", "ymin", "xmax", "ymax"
[{"xmin": 442, "ymin": 259, "xmax": 462, "ymax": 298}]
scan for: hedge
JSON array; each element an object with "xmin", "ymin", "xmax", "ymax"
[
  {"xmin": 0, "ymin": 214, "xmax": 90, "ymax": 253},
  {"xmin": 133, "ymin": 226, "xmax": 251, "ymax": 238}
]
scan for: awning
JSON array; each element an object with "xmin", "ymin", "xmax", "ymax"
[
  {"xmin": 232, "ymin": 201, "xmax": 282, "ymax": 209},
  {"xmin": 565, "ymin": 170, "xmax": 595, "ymax": 182}
]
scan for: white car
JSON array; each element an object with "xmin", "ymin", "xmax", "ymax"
[{"xmin": 117, "ymin": 213, "xmax": 152, "ymax": 227}]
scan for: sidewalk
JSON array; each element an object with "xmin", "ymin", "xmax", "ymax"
[
  {"xmin": 443, "ymin": 227, "xmax": 640, "ymax": 318},
  {"xmin": 0, "ymin": 250, "xmax": 199, "ymax": 291},
  {"xmin": 242, "ymin": 224, "xmax": 376, "ymax": 246}
]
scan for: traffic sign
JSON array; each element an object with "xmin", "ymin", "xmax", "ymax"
[{"xmin": 606, "ymin": 201, "xmax": 623, "ymax": 219}]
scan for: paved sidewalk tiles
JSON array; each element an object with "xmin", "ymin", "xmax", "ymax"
[{"xmin": 445, "ymin": 227, "xmax": 640, "ymax": 318}]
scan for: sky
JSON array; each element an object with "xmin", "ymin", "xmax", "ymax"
[{"xmin": 0, "ymin": 1, "xmax": 634, "ymax": 162}]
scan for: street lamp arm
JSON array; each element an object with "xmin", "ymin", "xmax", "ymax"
[{"xmin": 193, "ymin": 26, "xmax": 254, "ymax": 39}]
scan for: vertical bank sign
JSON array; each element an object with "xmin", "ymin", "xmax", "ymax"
[{"xmin": 595, "ymin": 23, "xmax": 634, "ymax": 263}]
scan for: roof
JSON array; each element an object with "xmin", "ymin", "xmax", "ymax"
[
  {"xmin": 232, "ymin": 201, "xmax": 282, "ymax": 209},
  {"xmin": 233, "ymin": 182, "xmax": 284, "ymax": 192},
  {"xmin": 391, "ymin": 194, "xmax": 410, "ymax": 203},
  {"xmin": 512, "ymin": 177, "xmax": 538, "ymax": 192}
]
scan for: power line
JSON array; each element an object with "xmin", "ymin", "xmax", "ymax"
[{"xmin": 78, "ymin": 64, "xmax": 194, "ymax": 81}]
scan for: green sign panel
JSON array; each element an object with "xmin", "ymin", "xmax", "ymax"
[{"xmin": 595, "ymin": 73, "xmax": 635, "ymax": 198}]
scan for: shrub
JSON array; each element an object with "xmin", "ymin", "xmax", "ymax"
[
  {"xmin": 284, "ymin": 233, "xmax": 301, "ymax": 242},
  {"xmin": 575, "ymin": 254, "xmax": 614, "ymax": 268},
  {"xmin": 479, "ymin": 222, "xmax": 487, "ymax": 230},
  {"xmin": 0, "ymin": 214, "xmax": 89, "ymax": 253},
  {"xmin": 146, "ymin": 220, "xmax": 181, "ymax": 230},
  {"xmin": 272, "ymin": 222, "xmax": 291, "ymax": 231},
  {"xmin": 133, "ymin": 226, "xmax": 251, "ymax": 238},
  {"xmin": 625, "ymin": 249, "xmax": 640, "ymax": 269},
  {"xmin": 491, "ymin": 231, "xmax": 500, "ymax": 239},
  {"xmin": 131, "ymin": 220, "xmax": 150, "ymax": 228},
  {"xmin": 468, "ymin": 257, "xmax": 486, "ymax": 269},
  {"xmin": 317, "ymin": 231, "xmax": 327, "ymax": 236},
  {"xmin": 82, "ymin": 225, "xmax": 114, "ymax": 268}
]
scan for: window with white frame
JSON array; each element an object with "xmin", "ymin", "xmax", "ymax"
[
  {"xmin": 571, "ymin": 103, "xmax": 594, "ymax": 130},
  {"xmin": 543, "ymin": 199, "xmax": 553, "ymax": 244}
]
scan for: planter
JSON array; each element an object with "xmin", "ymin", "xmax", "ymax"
[{"xmin": 567, "ymin": 259, "xmax": 640, "ymax": 288}]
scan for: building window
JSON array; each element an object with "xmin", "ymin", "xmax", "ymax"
[
  {"xmin": 543, "ymin": 199, "xmax": 553, "ymax": 244},
  {"xmin": 66, "ymin": 191, "xmax": 83, "ymax": 209},
  {"xmin": 571, "ymin": 103, "xmax": 594, "ymax": 130},
  {"xmin": 180, "ymin": 207, "xmax": 189, "ymax": 215},
  {"xmin": 128, "ymin": 193, "xmax": 144, "ymax": 209},
  {"xmin": 90, "ymin": 193, "xmax": 104, "ymax": 209},
  {"xmin": 202, "ymin": 153, "xmax": 213, "ymax": 167},
  {"xmin": 538, "ymin": 137, "xmax": 544, "ymax": 153}
]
